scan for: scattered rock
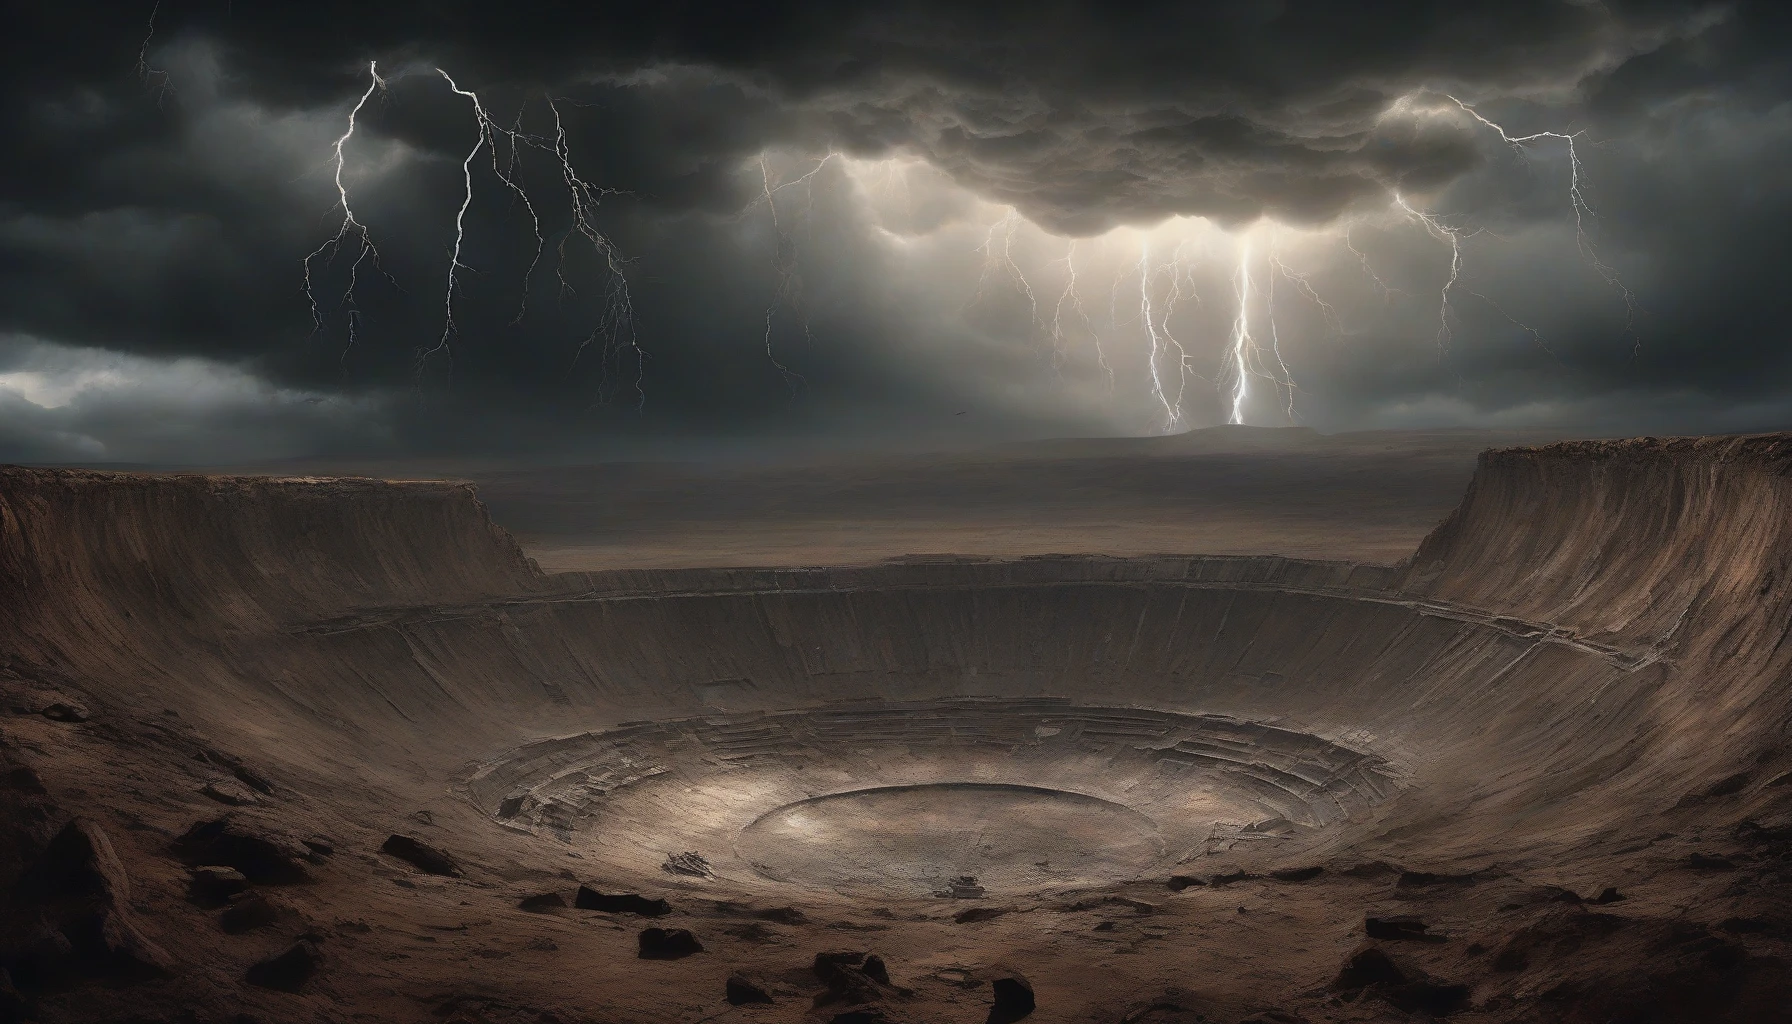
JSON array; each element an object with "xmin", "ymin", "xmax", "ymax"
[
  {"xmin": 726, "ymin": 974, "xmax": 775, "ymax": 1005},
  {"xmin": 1493, "ymin": 910, "xmax": 1626, "ymax": 973},
  {"xmin": 574, "ymin": 887, "xmax": 670, "ymax": 916},
  {"xmin": 1165, "ymin": 875, "xmax": 1205, "ymax": 891},
  {"xmin": 14, "ymin": 818, "xmax": 174, "ymax": 981},
  {"xmin": 245, "ymin": 939, "xmax": 320, "ymax": 992},
  {"xmin": 174, "ymin": 817, "xmax": 311, "ymax": 884},
  {"xmin": 517, "ymin": 892, "xmax": 566, "ymax": 912},
  {"xmin": 726, "ymin": 922, "xmax": 778, "ymax": 942},
  {"xmin": 1, "ymin": 764, "xmax": 47, "ymax": 795},
  {"xmin": 1332, "ymin": 946, "xmax": 1407, "ymax": 990},
  {"xmin": 188, "ymin": 865, "xmax": 248, "ymax": 902},
  {"xmin": 813, "ymin": 950, "xmax": 893, "ymax": 1005},
  {"xmin": 220, "ymin": 893, "xmax": 279, "ymax": 934},
  {"xmin": 380, "ymin": 834, "xmax": 462, "ymax": 877},
  {"xmin": 986, "ymin": 973, "xmax": 1035, "ymax": 1024},
  {"xmin": 1382, "ymin": 980, "xmax": 1471, "ymax": 1017},
  {"xmin": 937, "ymin": 875, "xmax": 986, "ymax": 898},
  {"xmin": 39, "ymin": 701, "xmax": 89, "ymax": 722},
  {"xmin": 1702, "ymin": 773, "xmax": 1752, "ymax": 799},
  {"xmin": 42, "ymin": 818, "xmax": 132, "ymax": 903},
  {"xmin": 954, "ymin": 906, "xmax": 1010, "ymax": 924},
  {"xmin": 814, "ymin": 950, "xmax": 873, "ymax": 982},
  {"xmin": 1365, "ymin": 916, "xmax": 1444, "ymax": 943},
  {"xmin": 200, "ymin": 779, "xmax": 260, "ymax": 807},
  {"xmin": 1269, "ymin": 866, "xmax": 1324, "ymax": 882},
  {"xmin": 1061, "ymin": 895, "xmax": 1156, "ymax": 914},
  {"xmin": 637, "ymin": 927, "xmax": 702, "ymax": 960},
  {"xmin": 230, "ymin": 765, "xmax": 275, "ymax": 796},
  {"xmin": 662, "ymin": 851, "xmax": 713, "ymax": 877},
  {"xmin": 1396, "ymin": 869, "xmax": 1481, "ymax": 889},
  {"xmin": 1717, "ymin": 916, "xmax": 1779, "ymax": 936}
]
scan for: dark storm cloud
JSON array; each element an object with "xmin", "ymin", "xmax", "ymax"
[{"xmin": 2, "ymin": 0, "xmax": 1790, "ymax": 459}]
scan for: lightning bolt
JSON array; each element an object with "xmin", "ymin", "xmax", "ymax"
[
  {"xmin": 1048, "ymin": 241, "xmax": 1114, "ymax": 393},
  {"xmin": 1344, "ymin": 227, "xmax": 1401, "ymax": 302},
  {"xmin": 1393, "ymin": 193, "xmax": 1472, "ymax": 356},
  {"xmin": 419, "ymin": 69, "xmax": 488, "ymax": 380},
  {"xmin": 753, "ymin": 155, "xmax": 837, "ymax": 397},
  {"xmin": 302, "ymin": 61, "xmax": 392, "ymax": 372},
  {"xmin": 1136, "ymin": 239, "xmax": 1181, "ymax": 431},
  {"xmin": 135, "ymin": 2, "xmax": 172, "ymax": 104},
  {"xmin": 1218, "ymin": 239, "xmax": 1300, "ymax": 425},
  {"xmin": 1448, "ymin": 95, "xmax": 1640, "ymax": 351},
  {"xmin": 547, "ymin": 98, "xmax": 644, "ymax": 409},
  {"xmin": 306, "ymin": 66, "xmax": 643, "ymax": 405},
  {"xmin": 1262, "ymin": 241, "xmax": 1300, "ymax": 422},
  {"xmin": 1135, "ymin": 238, "xmax": 1211, "ymax": 432},
  {"xmin": 1226, "ymin": 240, "xmax": 1254, "ymax": 424},
  {"xmin": 1268, "ymin": 248, "xmax": 1343, "ymax": 336},
  {"xmin": 970, "ymin": 209, "xmax": 1041, "ymax": 332}
]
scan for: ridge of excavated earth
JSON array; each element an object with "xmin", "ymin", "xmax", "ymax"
[{"xmin": 2, "ymin": 432, "xmax": 1792, "ymax": 1023}]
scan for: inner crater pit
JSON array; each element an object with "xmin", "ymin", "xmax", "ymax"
[{"xmin": 736, "ymin": 782, "xmax": 1163, "ymax": 894}]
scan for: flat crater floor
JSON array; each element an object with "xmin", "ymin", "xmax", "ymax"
[{"xmin": 737, "ymin": 783, "xmax": 1165, "ymax": 894}]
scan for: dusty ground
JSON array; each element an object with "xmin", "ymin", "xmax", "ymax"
[{"xmin": 3, "ymin": 428, "xmax": 1791, "ymax": 1024}]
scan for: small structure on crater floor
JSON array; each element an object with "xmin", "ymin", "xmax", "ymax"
[
  {"xmin": 938, "ymin": 875, "xmax": 987, "ymax": 898},
  {"xmin": 663, "ymin": 851, "xmax": 714, "ymax": 877}
]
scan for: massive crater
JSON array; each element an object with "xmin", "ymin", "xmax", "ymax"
[{"xmin": 3, "ymin": 435, "xmax": 1792, "ymax": 1023}]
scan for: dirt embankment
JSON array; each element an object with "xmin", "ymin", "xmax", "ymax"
[{"xmin": 0, "ymin": 467, "xmax": 549, "ymax": 645}]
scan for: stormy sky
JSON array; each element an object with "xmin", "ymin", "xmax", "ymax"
[{"xmin": 3, "ymin": 1, "xmax": 1790, "ymax": 463}]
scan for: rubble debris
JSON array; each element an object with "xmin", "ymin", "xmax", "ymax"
[{"xmin": 662, "ymin": 851, "xmax": 713, "ymax": 877}]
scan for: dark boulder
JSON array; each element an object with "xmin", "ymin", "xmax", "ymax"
[
  {"xmin": 1269, "ymin": 866, "xmax": 1324, "ymax": 882},
  {"xmin": 1365, "ymin": 915, "xmax": 1444, "ymax": 943},
  {"xmin": 637, "ymin": 927, "xmax": 702, "ymax": 960},
  {"xmin": 986, "ymin": 973, "xmax": 1035, "ymax": 1023},
  {"xmin": 726, "ymin": 974, "xmax": 775, "ymax": 1005},
  {"xmin": 220, "ymin": 893, "xmax": 279, "ymax": 934},
  {"xmin": 1383, "ymin": 980, "xmax": 1471, "ymax": 1017},
  {"xmin": 39, "ymin": 701, "xmax": 88, "ymax": 723},
  {"xmin": 517, "ymin": 892, "xmax": 566, "ymax": 912},
  {"xmin": 379, "ymin": 835, "xmax": 461, "ymax": 877},
  {"xmin": 12, "ymin": 819, "xmax": 173, "ymax": 982},
  {"xmin": 174, "ymin": 818, "xmax": 311, "ymax": 884},
  {"xmin": 574, "ymin": 886, "xmax": 670, "ymax": 916},
  {"xmin": 1332, "ymin": 946, "xmax": 1407, "ymax": 990},
  {"xmin": 188, "ymin": 865, "xmax": 248, "ymax": 904},
  {"xmin": 245, "ymin": 939, "xmax": 320, "ymax": 992}
]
